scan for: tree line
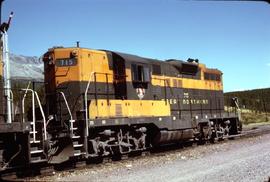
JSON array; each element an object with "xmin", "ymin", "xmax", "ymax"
[{"xmin": 224, "ymin": 88, "xmax": 270, "ymax": 113}]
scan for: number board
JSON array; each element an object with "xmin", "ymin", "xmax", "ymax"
[{"xmin": 55, "ymin": 58, "xmax": 77, "ymax": 67}]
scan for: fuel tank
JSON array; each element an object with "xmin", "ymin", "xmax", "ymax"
[{"xmin": 153, "ymin": 129, "xmax": 194, "ymax": 145}]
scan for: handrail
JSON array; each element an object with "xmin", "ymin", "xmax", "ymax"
[
  {"xmin": 84, "ymin": 72, "xmax": 114, "ymax": 121},
  {"xmin": 34, "ymin": 91, "xmax": 47, "ymax": 140},
  {"xmin": 58, "ymin": 91, "xmax": 74, "ymax": 137},
  {"xmin": 22, "ymin": 82, "xmax": 31, "ymax": 123},
  {"xmin": 84, "ymin": 72, "xmax": 95, "ymax": 156},
  {"xmin": 84, "ymin": 72, "xmax": 95, "ymax": 136},
  {"xmin": 22, "ymin": 89, "xmax": 47, "ymax": 141},
  {"xmin": 58, "ymin": 92, "xmax": 73, "ymax": 120},
  {"xmin": 22, "ymin": 89, "xmax": 36, "ymax": 141}
]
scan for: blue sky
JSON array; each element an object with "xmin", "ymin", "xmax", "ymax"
[{"xmin": 2, "ymin": 0, "xmax": 270, "ymax": 92}]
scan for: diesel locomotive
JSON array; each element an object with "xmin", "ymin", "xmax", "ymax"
[
  {"xmin": 0, "ymin": 45, "xmax": 241, "ymax": 173},
  {"xmin": 42, "ymin": 46, "xmax": 241, "ymax": 161}
]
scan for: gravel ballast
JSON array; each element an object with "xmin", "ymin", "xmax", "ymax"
[{"xmin": 35, "ymin": 132, "xmax": 270, "ymax": 182}]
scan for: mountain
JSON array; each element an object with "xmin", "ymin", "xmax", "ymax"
[{"xmin": 9, "ymin": 54, "xmax": 44, "ymax": 81}]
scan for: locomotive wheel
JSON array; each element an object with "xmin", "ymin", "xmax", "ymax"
[{"xmin": 197, "ymin": 123, "xmax": 212, "ymax": 145}]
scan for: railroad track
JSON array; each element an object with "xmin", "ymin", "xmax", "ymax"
[
  {"xmin": 237, "ymin": 124, "xmax": 270, "ymax": 138},
  {"xmin": 2, "ymin": 124, "xmax": 270, "ymax": 181}
]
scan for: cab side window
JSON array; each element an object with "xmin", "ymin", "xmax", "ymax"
[
  {"xmin": 204, "ymin": 72, "xmax": 221, "ymax": 81},
  {"xmin": 131, "ymin": 64, "xmax": 150, "ymax": 82}
]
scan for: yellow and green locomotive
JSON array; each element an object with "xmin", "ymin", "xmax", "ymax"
[
  {"xmin": 0, "ymin": 45, "xmax": 241, "ymax": 174},
  {"xmin": 42, "ymin": 46, "xmax": 241, "ymax": 160}
]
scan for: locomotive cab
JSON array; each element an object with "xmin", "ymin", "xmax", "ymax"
[{"xmin": 43, "ymin": 47, "xmax": 116, "ymax": 122}]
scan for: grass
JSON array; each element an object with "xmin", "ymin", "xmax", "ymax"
[
  {"xmin": 225, "ymin": 106, "xmax": 270, "ymax": 125},
  {"xmin": 241, "ymin": 112, "xmax": 270, "ymax": 125}
]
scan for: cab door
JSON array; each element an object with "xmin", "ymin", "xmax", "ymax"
[{"xmin": 112, "ymin": 54, "xmax": 127, "ymax": 99}]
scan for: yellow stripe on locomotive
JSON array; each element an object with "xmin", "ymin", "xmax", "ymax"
[{"xmin": 89, "ymin": 99, "xmax": 171, "ymax": 119}]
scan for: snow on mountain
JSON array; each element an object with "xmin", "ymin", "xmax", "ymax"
[{"xmin": 9, "ymin": 54, "xmax": 44, "ymax": 81}]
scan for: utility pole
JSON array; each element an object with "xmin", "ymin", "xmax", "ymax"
[
  {"xmin": 0, "ymin": 0, "xmax": 13, "ymax": 123},
  {"xmin": 0, "ymin": 0, "xmax": 4, "ymax": 123},
  {"xmin": 2, "ymin": 24, "xmax": 11, "ymax": 123}
]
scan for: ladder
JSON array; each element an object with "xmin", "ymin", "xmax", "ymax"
[
  {"xmin": 22, "ymin": 88, "xmax": 47, "ymax": 163},
  {"xmin": 58, "ymin": 92, "xmax": 85, "ymax": 157}
]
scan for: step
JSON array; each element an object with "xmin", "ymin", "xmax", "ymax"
[
  {"xmin": 70, "ymin": 127, "xmax": 78, "ymax": 130},
  {"xmin": 30, "ymin": 158, "xmax": 48, "ymax": 164},
  {"xmin": 30, "ymin": 140, "xmax": 41, "ymax": 144},
  {"xmin": 30, "ymin": 131, "xmax": 38, "ymax": 134},
  {"xmin": 73, "ymin": 144, "xmax": 83, "ymax": 148},
  {"xmin": 74, "ymin": 151, "xmax": 86, "ymax": 156},
  {"xmin": 30, "ymin": 150, "xmax": 44, "ymax": 154},
  {"xmin": 72, "ymin": 135, "xmax": 80, "ymax": 139},
  {"xmin": 69, "ymin": 120, "xmax": 75, "ymax": 123},
  {"xmin": 30, "ymin": 121, "xmax": 42, "ymax": 125}
]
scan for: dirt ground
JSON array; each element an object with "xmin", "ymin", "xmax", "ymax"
[{"xmin": 33, "ymin": 130, "xmax": 270, "ymax": 182}]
